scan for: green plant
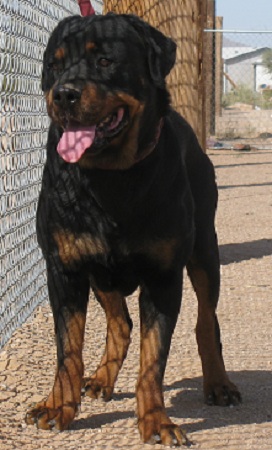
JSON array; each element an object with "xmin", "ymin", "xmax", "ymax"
[
  {"xmin": 222, "ymin": 84, "xmax": 272, "ymax": 109},
  {"xmin": 222, "ymin": 84, "xmax": 259, "ymax": 107}
]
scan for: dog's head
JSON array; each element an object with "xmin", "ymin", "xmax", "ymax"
[{"xmin": 42, "ymin": 13, "xmax": 176, "ymax": 169}]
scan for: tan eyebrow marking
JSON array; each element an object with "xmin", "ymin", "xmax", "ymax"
[
  {"xmin": 86, "ymin": 41, "xmax": 96, "ymax": 51},
  {"xmin": 55, "ymin": 47, "xmax": 65, "ymax": 60}
]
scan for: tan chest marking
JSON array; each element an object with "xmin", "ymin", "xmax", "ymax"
[{"xmin": 53, "ymin": 230, "xmax": 108, "ymax": 266}]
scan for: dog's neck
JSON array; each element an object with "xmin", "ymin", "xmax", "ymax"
[{"xmin": 134, "ymin": 118, "xmax": 164, "ymax": 164}]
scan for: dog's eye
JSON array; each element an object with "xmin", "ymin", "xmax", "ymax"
[
  {"xmin": 97, "ymin": 58, "xmax": 113, "ymax": 68},
  {"xmin": 47, "ymin": 62, "xmax": 56, "ymax": 70},
  {"xmin": 47, "ymin": 62, "xmax": 62, "ymax": 73}
]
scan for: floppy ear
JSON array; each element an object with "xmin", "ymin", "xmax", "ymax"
[{"xmin": 123, "ymin": 14, "xmax": 177, "ymax": 87}]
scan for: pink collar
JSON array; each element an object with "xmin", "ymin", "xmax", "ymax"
[{"xmin": 134, "ymin": 118, "xmax": 164, "ymax": 164}]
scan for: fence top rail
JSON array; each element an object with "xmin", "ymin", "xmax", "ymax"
[{"xmin": 205, "ymin": 29, "xmax": 272, "ymax": 34}]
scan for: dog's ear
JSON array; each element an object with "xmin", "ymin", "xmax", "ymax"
[{"xmin": 123, "ymin": 14, "xmax": 177, "ymax": 87}]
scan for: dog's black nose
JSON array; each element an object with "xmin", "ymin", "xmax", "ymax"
[{"xmin": 53, "ymin": 85, "xmax": 81, "ymax": 106}]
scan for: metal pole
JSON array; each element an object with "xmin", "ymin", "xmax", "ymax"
[{"xmin": 205, "ymin": 29, "xmax": 272, "ymax": 33}]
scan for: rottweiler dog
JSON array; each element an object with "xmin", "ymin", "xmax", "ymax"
[{"xmin": 26, "ymin": 13, "xmax": 241, "ymax": 446}]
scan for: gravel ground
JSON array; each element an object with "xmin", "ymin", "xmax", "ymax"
[{"xmin": 1, "ymin": 148, "xmax": 272, "ymax": 449}]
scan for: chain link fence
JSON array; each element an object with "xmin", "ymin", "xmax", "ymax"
[
  {"xmin": 1, "ymin": 0, "xmax": 202, "ymax": 349},
  {"xmin": 0, "ymin": 0, "xmax": 103, "ymax": 348},
  {"xmin": 205, "ymin": 29, "xmax": 272, "ymax": 148},
  {"xmin": 1, "ymin": 1, "xmax": 271, "ymax": 349}
]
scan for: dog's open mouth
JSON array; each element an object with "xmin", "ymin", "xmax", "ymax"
[{"xmin": 57, "ymin": 107, "xmax": 128, "ymax": 163}]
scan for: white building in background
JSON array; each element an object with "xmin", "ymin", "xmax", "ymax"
[{"xmin": 223, "ymin": 45, "xmax": 272, "ymax": 93}]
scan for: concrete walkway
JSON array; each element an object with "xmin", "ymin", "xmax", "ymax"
[{"xmin": 1, "ymin": 148, "xmax": 272, "ymax": 449}]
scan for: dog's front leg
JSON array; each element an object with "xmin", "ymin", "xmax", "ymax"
[
  {"xmin": 82, "ymin": 288, "xmax": 132, "ymax": 401},
  {"xmin": 137, "ymin": 275, "xmax": 187, "ymax": 446},
  {"xmin": 26, "ymin": 259, "xmax": 89, "ymax": 431}
]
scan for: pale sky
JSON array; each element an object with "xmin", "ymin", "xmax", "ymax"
[{"xmin": 216, "ymin": 0, "xmax": 272, "ymax": 30}]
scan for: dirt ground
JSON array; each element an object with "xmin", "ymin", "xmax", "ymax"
[{"xmin": 1, "ymin": 148, "xmax": 272, "ymax": 449}]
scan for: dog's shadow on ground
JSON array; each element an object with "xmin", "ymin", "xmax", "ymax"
[
  {"xmin": 71, "ymin": 370, "xmax": 272, "ymax": 433},
  {"xmin": 219, "ymin": 239, "xmax": 272, "ymax": 265},
  {"xmin": 166, "ymin": 370, "xmax": 272, "ymax": 434},
  {"xmin": 71, "ymin": 409, "xmax": 134, "ymax": 431}
]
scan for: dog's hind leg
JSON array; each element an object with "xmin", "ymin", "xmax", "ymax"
[
  {"xmin": 82, "ymin": 289, "xmax": 132, "ymax": 401},
  {"xmin": 186, "ymin": 148, "xmax": 241, "ymax": 406},
  {"xmin": 186, "ymin": 228, "xmax": 241, "ymax": 406}
]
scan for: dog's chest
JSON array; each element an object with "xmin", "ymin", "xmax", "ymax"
[
  {"xmin": 51, "ymin": 182, "xmax": 121, "ymax": 260},
  {"xmin": 52, "ymin": 196, "xmax": 141, "ymax": 294},
  {"xmin": 39, "ymin": 161, "xmax": 193, "ymax": 292},
  {"xmin": 45, "ymin": 169, "xmax": 135, "ymax": 276}
]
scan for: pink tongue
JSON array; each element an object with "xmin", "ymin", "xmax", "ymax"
[{"xmin": 57, "ymin": 126, "xmax": 96, "ymax": 163}]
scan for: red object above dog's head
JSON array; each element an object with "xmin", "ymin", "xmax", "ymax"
[{"xmin": 78, "ymin": 0, "xmax": 95, "ymax": 16}]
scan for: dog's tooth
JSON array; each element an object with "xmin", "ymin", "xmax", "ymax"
[
  {"xmin": 81, "ymin": 386, "xmax": 86, "ymax": 396},
  {"xmin": 104, "ymin": 114, "xmax": 114, "ymax": 125}
]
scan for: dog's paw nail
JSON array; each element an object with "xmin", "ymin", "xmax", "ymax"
[
  {"xmin": 147, "ymin": 434, "xmax": 161, "ymax": 445},
  {"xmin": 154, "ymin": 434, "xmax": 162, "ymax": 443}
]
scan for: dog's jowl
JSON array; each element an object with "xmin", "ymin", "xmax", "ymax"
[{"xmin": 25, "ymin": 13, "xmax": 241, "ymax": 446}]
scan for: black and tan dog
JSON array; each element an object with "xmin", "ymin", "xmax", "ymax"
[{"xmin": 26, "ymin": 13, "xmax": 241, "ymax": 446}]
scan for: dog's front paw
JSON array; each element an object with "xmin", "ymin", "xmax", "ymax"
[
  {"xmin": 25, "ymin": 400, "xmax": 80, "ymax": 431},
  {"xmin": 205, "ymin": 381, "xmax": 241, "ymax": 406},
  {"xmin": 138, "ymin": 412, "xmax": 188, "ymax": 447},
  {"xmin": 81, "ymin": 377, "xmax": 113, "ymax": 402}
]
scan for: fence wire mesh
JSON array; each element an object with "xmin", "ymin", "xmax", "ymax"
[
  {"xmin": 1, "ymin": 0, "xmax": 272, "ymax": 349},
  {"xmin": 205, "ymin": 30, "xmax": 272, "ymax": 148},
  {"xmin": 0, "ymin": 0, "xmax": 201, "ymax": 349},
  {"xmin": 0, "ymin": 0, "xmax": 103, "ymax": 348}
]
